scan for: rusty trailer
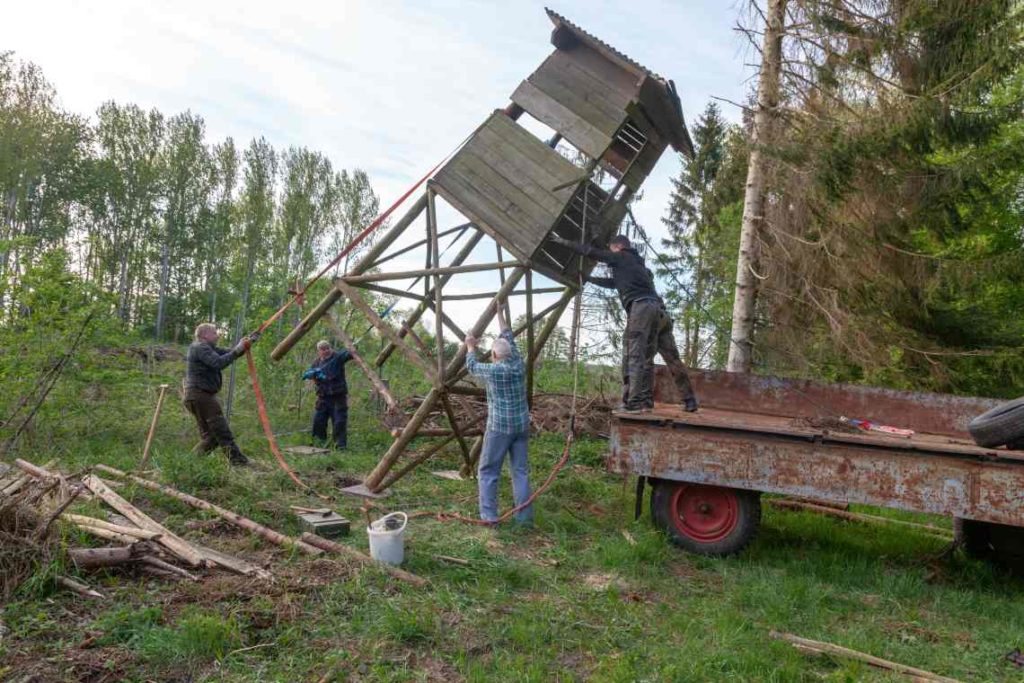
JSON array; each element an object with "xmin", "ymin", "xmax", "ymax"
[{"xmin": 608, "ymin": 368, "xmax": 1024, "ymax": 567}]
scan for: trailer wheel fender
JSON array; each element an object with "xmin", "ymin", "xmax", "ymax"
[{"xmin": 650, "ymin": 480, "xmax": 761, "ymax": 557}]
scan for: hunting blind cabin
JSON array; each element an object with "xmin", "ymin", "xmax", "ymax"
[{"xmin": 272, "ymin": 10, "xmax": 694, "ymax": 496}]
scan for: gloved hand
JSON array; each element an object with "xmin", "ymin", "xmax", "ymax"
[
  {"xmin": 232, "ymin": 341, "xmax": 248, "ymax": 356},
  {"xmin": 302, "ymin": 368, "xmax": 326, "ymax": 381},
  {"xmin": 247, "ymin": 330, "xmax": 262, "ymax": 344},
  {"xmin": 549, "ymin": 234, "xmax": 571, "ymax": 246}
]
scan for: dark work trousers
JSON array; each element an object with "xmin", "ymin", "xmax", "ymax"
[
  {"xmin": 313, "ymin": 392, "xmax": 348, "ymax": 449},
  {"xmin": 183, "ymin": 388, "xmax": 240, "ymax": 457},
  {"xmin": 623, "ymin": 298, "xmax": 660, "ymax": 409},
  {"xmin": 622, "ymin": 310, "xmax": 698, "ymax": 407}
]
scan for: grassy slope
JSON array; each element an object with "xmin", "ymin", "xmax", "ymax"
[{"xmin": 2, "ymin": 349, "xmax": 1023, "ymax": 682}]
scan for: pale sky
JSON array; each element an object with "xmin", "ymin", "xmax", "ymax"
[{"xmin": 3, "ymin": 0, "xmax": 751, "ymax": 351}]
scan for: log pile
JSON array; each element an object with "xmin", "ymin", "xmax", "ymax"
[{"xmin": 0, "ymin": 459, "xmax": 428, "ymax": 598}]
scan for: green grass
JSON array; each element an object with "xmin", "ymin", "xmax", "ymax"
[{"xmin": 2, "ymin": 349, "xmax": 1024, "ymax": 681}]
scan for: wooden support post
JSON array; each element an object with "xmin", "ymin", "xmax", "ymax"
[
  {"xmin": 334, "ymin": 279, "xmax": 437, "ymax": 381},
  {"xmin": 369, "ymin": 223, "xmax": 470, "ymax": 270},
  {"xmin": 323, "ymin": 312, "xmax": 398, "ymax": 412},
  {"xmin": 442, "ymin": 287, "xmax": 564, "ymax": 302},
  {"xmin": 529, "ymin": 287, "xmax": 576, "ymax": 366},
  {"xmin": 495, "ymin": 243, "xmax": 512, "ymax": 324},
  {"xmin": 364, "ymin": 387, "xmax": 443, "ymax": 491},
  {"xmin": 374, "ymin": 229, "xmax": 484, "ymax": 367},
  {"xmin": 439, "ymin": 393, "xmax": 472, "ymax": 467},
  {"xmin": 271, "ymin": 193, "xmax": 428, "ymax": 361},
  {"xmin": 462, "ymin": 435, "xmax": 484, "ymax": 476},
  {"xmin": 525, "ymin": 269, "xmax": 535, "ymax": 408},
  {"xmin": 428, "ymin": 187, "xmax": 444, "ymax": 386},
  {"xmin": 365, "ymin": 268, "xmax": 527, "ymax": 492},
  {"xmin": 378, "ymin": 435, "xmax": 458, "ymax": 490},
  {"xmin": 341, "ymin": 261, "xmax": 522, "ymax": 285},
  {"xmin": 352, "ymin": 283, "xmax": 427, "ymax": 302}
]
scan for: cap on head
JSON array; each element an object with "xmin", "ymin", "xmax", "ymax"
[{"xmin": 609, "ymin": 235, "xmax": 631, "ymax": 249}]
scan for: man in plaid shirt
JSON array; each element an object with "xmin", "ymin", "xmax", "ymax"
[{"xmin": 465, "ymin": 298, "xmax": 532, "ymax": 524}]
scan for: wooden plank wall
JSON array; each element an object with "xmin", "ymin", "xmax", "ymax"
[{"xmin": 433, "ymin": 111, "xmax": 582, "ymax": 260}]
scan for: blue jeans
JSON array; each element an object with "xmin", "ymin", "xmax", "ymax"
[
  {"xmin": 312, "ymin": 393, "xmax": 348, "ymax": 448},
  {"xmin": 478, "ymin": 430, "xmax": 532, "ymax": 524}
]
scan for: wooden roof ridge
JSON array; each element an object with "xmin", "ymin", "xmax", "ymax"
[{"xmin": 545, "ymin": 7, "xmax": 665, "ymax": 82}]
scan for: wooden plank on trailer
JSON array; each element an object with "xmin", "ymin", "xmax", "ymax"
[{"xmin": 511, "ymin": 80, "xmax": 611, "ymax": 160}]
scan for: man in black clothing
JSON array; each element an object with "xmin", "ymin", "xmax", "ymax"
[
  {"xmin": 584, "ymin": 272, "xmax": 700, "ymax": 413},
  {"xmin": 303, "ymin": 340, "xmax": 353, "ymax": 449},
  {"xmin": 183, "ymin": 323, "xmax": 260, "ymax": 466},
  {"xmin": 552, "ymin": 233, "xmax": 661, "ymax": 412}
]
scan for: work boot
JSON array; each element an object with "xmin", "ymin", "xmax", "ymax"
[
  {"xmin": 683, "ymin": 397, "xmax": 699, "ymax": 413},
  {"xmin": 227, "ymin": 445, "xmax": 250, "ymax": 467},
  {"xmin": 620, "ymin": 405, "xmax": 650, "ymax": 415}
]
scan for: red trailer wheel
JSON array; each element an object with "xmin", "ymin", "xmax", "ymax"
[{"xmin": 651, "ymin": 481, "xmax": 761, "ymax": 556}]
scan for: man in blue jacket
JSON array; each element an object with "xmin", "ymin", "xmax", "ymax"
[{"xmin": 304, "ymin": 340, "xmax": 353, "ymax": 450}]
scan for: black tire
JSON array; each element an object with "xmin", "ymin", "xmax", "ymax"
[
  {"xmin": 650, "ymin": 480, "xmax": 761, "ymax": 556},
  {"xmin": 955, "ymin": 517, "xmax": 1024, "ymax": 574},
  {"xmin": 967, "ymin": 396, "xmax": 1024, "ymax": 448}
]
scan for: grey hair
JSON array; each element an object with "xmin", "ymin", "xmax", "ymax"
[
  {"xmin": 316, "ymin": 340, "xmax": 331, "ymax": 350},
  {"xmin": 492, "ymin": 338, "xmax": 511, "ymax": 360},
  {"xmin": 194, "ymin": 323, "xmax": 217, "ymax": 341}
]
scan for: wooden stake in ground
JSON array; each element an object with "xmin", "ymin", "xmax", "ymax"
[
  {"xmin": 94, "ymin": 465, "xmax": 322, "ymax": 556},
  {"xmin": 770, "ymin": 631, "xmax": 963, "ymax": 683},
  {"xmin": 139, "ymin": 384, "xmax": 170, "ymax": 470}
]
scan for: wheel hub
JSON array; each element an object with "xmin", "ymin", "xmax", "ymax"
[{"xmin": 670, "ymin": 484, "xmax": 740, "ymax": 543}]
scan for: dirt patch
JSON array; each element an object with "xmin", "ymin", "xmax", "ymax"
[
  {"xmin": 334, "ymin": 474, "xmax": 362, "ymax": 488},
  {"xmin": 556, "ymin": 650, "xmax": 595, "ymax": 681}
]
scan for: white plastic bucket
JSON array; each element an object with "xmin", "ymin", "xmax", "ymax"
[{"xmin": 367, "ymin": 511, "xmax": 408, "ymax": 566}]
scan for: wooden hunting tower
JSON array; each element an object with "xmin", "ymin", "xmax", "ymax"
[
  {"xmin": 271, "ymin": 9, "xmax": 693, "ymax": 496},
  {"xmin": 433, "ymin": 9, "xmax": 693, "ymax": 286}
]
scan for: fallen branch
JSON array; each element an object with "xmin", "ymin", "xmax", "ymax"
[
  {"xmin": 140, "ymin": 556, "xmax": 199, "ymax": 581},
  {"xmin": 55, "ymin": 575, "xmax": 105, "ymax": 599},
  {"xmin": 192, "ymin": 542, "xmax": 273, "ymax": 581},
  {"xmin": 68, "ymin": 545, "xmax": 146, "ymax": 570},
  {"xmin": 770, "ymin": 631, "xmax": 963, "ymax": 682},
  {"xmin": 433, "ymin": 554, "xmax": 470, "ymax": 566},
  {"xmin": 75, "ymin": 525, "xmax": 149, "ymax": 545},
  {"xmin": 299, "ymin": 532, "xmax": 428, "ymax": 587},
  {"xmin": 767, "ymin": 499, "xmax": 953, "ymax": 538},
  {"xmin": 82, "ymin": 474, "xmax": 204, "ymax": 566},
  {"xmin": 95, "ymin": 465, "xmax": 322, "ymax": 557}
]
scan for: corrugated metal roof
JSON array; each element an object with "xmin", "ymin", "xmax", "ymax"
[{"xmin": 545, "ymin": 8, "xmax": 667, "ymax": 83}]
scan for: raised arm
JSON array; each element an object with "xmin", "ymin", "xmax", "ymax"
[
  {"xmin": 585, "ymin": 274, "xmax": 616, "ymax": 289},
  {"xmin": 550, "ymin": 235, "xmax": 616, "ymax": 264}
]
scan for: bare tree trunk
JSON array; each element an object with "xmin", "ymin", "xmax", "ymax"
[
  {"xmin": 726, "ymin": 0, "xmax": 786, "ymax": 373},
  {"xmin": 155, "ymin": 237, "xmax": 170, "ymax": 339}
]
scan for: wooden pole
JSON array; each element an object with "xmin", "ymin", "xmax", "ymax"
[
  {"xmin": 81, "ymin": 474, "xmax": 204, "ymax": 567},
  {"xmin": 341, "ymin": 261, "xmax": 522, "ymax": 285},
  {"xmin": 374, "ymin": 229, "xmax": 484, "ymax": 367},
  {"xmin": 323, "ymin": 312, "xmax": 399, "ymax": 412},
  {"xmin": 770, "ymin": 632, "xmax": 963, "ymax": 683},
  {"xmin": 767, "ymin": 499, "xmax": 953, "ymax": 538},
  {"xmin": 334, "ymin": 279, "xmax": 437, "ymax": 380},
  {"xmin": 441, "ymin": 287, "xmax": 564, "ymax": 302},
  {"xmin": 369, "ymin": 223, "xmax": 469, "ymax": 270},
  {"xmin": 378, "ymin": 435, "xmax": 458, "ymax": 490},
  {"xmin": 529, "ymin": 287, "xmax": 576, "ymax": 366},
  {"xmin": 63, "ymin": 514, "xmax": 163, "ymax": 541},
  {"xmin": 271, "ymin": 193, "xmax": 428, "ymax": 361},
  {"xmin": 139, "ymin": 384, "xmax": 169, "ymax": 470},
  {"xmin": 463, "ymin": 435, "xmax": 484, "ymax": 476},
  {"xmin": 94, "ymin": 466, "xmax": 322, "ymax": 556},
  {"xmin": 428, "ymin": 187, "xmax": 444, "ymax": 386},
  {"xmin": 299, "ymin": 532, "xmax": 428, "ymax": 587},
  {"xmin": 525, "ymin": 269, "xmax": 535, "ymax": 408},
  {"xmin": 439, "ymin": 393, "xmax": 472, "ymax": 467},
  {"xmin": 495, "ymin": 243, "xmax": 512, "ymax": 323}
]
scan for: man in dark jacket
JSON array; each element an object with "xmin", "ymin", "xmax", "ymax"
[
  {"xmin": 304, "ymin": 340, "xmax": 353, "ymax": 449},
  {"xmin": 552, "ymin": 233, "xmax": 660, "ymax": 412},
  {"xmin": 584, "ymin": 271, "xmax": 699, "ymax": 413},
  {"xmin": 183, "ymin": 323, "xmax": 260, "ymax": 466}
]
